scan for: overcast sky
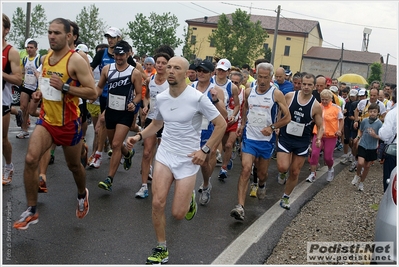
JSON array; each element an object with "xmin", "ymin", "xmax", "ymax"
[{"xmin": 2, "ymin": 1, "xmax": 398, "ymax": 66}]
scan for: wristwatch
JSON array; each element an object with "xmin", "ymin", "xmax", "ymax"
[
  {"xmin": 62, "ymin": 83, "xmax": 70, "ymax": 93},
  {"xmin": 212, "ymin": 99, "xmax": 219, "ymax": 105},
  {"xmin": 270, "ymin": 125, "xmax": 276, "ymax": 131},
  {"xmin": 201, "ymin": 145, "xmax": 211, "ymax": 154}
]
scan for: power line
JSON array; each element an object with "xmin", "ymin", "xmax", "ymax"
[
  {"xmin": 220, "ymin": 2, "xmax": 396, "ymax": 31},
  {"xmin": 282, "ymin": 9, "xmax": 397, "ymax": 31},
  {"xmin": 190, "ymin": 2, "xmax": 220, "ymax": 15},
  {"xmin": 221, "ymin": 2, "xmax": 276, "ymax": 13}
]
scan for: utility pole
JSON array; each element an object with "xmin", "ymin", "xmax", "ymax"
[
  {"xmin": 25, "ymin": 2, "xmax": 31, "ymax": 41},
  {"xmin": 339, "ymin": 43, "xmax": 344, "ymax": 76},
  {"xmin": 383, "ymin": 53, "xmax": 389, "ymax": 86},
  {"xmin": 270, "ymin": 5, "xmax": 280, "ymax": 67}
]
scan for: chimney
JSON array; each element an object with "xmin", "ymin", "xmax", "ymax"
[{"xmin": 204, "ymin": 16, "xmax": 208, "ymax": 23}]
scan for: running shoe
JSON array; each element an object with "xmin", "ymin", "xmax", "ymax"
[
  {"xmin": 306, "ymin": 172, "xmax": 316, "ymax": 183},
  {"xmin": 277, "ymin": 172, "xmax": 287, "ymax": 185},
  {"xmin": 38, "ymin": 176, "xmax": 47, "ymax": 193},
  {"xmin": 326, "ymin": 168, "xmax": 334, "ymax": 182},
  {"xmin": 358, "ymin": 182, "xmax": 364, "ymax": 191},
  {"xmin": 216, "ymin": 150, "xmax": 222, "ymax": 166},
  {"xmin": 13, "ymin": 207, "xmax": 39, "ymax": 230},
  {"xmin": 98, "ymin": 177, "xmax": 113, "ymax": 191},
  {"xmin": 2, "ymin": 166, "xmax": 14, "ymax": 185},
  {"xmin": 349, "ymin": 161, "xmax": 357, "ymax": 172},
  {"xmin": 123, "ymin": 149, "xmax": 135, "ymax": 171},
  {"xmin": 230, "ymin": 204, "xmax": 245, "ymax": 221},
  {"xmin": 340, "ymin": 154, "xmax": 349, "ymax": 164},
  {"xmin": 249, "ymin": 183, "xmax": 258, "ymax": 198},
  {"xmin": 146, "ymin": 246, "xmax": 169, "ymax": 265},
  {"xmin": 107, "ymin": 149, "xmax": 113, "ymax": 158},
  {"xmin": 185, "ymin": 191, "xmax": 197, "ymax": 221},
  {"xmin": 135, "ymin": 185, "xmax": 149, "ymax": 199},
  {"xmin": 257, "ymin": 185, "xmax": 266, "ymax": 200},
  {"xmin": 199, "ymin": 182, "xmax": 212, "ymax": 206},
  {"xmin": 76, "ymin": 188, "xmax": 89, "ymax": 219},
  {"xmin": 89, "ymin": 154, "xmax": 102, "ymax": 169},
  {"xmin": 280, "ymin": 196, "xmax": 290, "ymax": 210},
  {"xmin": 218, "ymin": 168, "xmax": 227, "ymax": 181},
  {"xmin": 351, "ymin": 175, "xmax": 360, "ymax": 186},
  {"xmin": 16, "ymin": 130, "xmax": 29, "ymax": 139},
  {"xmin": 49, "ymin": 154, "xmax": 55, "ymax": 165},
  {"xmin": 16, "ymin": 110, "xmax": 23, "ymax": 127}
]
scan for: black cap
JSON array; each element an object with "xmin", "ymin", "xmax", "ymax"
[
  {"xmin": 196, "ymin": 60, "xmax": 214, "ymax": 73},
  {"xmin": 189, "ymin": 64, "xmax": 196, "ymax": 70},
  {"xmin": 113, "ymin": 41, "xmax": 130, "ymax": 54}
]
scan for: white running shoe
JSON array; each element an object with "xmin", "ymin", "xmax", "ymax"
[
  {"xmin": 306, "ymin": 172, "xmax": 316, "ymax": 183},
  {"xmin": 326, "ymin": 168, "xmax": 334, "ymax": 182}
]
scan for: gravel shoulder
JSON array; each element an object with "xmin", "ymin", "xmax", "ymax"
[{"xmin": 265, "ymin": 161, "xmax": 385, "ymax": 265}]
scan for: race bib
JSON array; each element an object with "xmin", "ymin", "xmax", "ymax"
[
  {"xmin": 40, "ymin": 77, "xmax": 62, "ymax": 101},
  {"xmin": 108, "ymin": 93, "xmax": 126, "ymax": 111},
  {"xmin": 248, "ymin": 110, "xmax": 266, "ymax": 127},
  {"xmin": 286, "ymin": 121, "xmax": 305, "ymax": 137},
  {"xmin": 24, "ymin": 73, "xmax": 36, "ymax": 86}
]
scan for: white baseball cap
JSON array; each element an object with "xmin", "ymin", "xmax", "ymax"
[
  {"xmin": 216, "ymin": 58, "xmax": 231, "ymax": 71},
  {"xmin": 358, "ymin": 89, "xmax": 367, "ymax": 96},
  {"xmin": 349, "ymin": 89, "xmax": 358, "ymax": 97},
  {"xmin": 329, "ymin": 86, "xmax": 339, "ymax": 93},
  {"xmin": 24, "ymin": 38, "xmax": 34, "ymax": 48},
  {"xmin": 104, "ymin": 27, "xmax": 122, "ymax": 38},
  {"xmin": 76, "ymin": 44, "xmax": 89, "ymax": 53}
]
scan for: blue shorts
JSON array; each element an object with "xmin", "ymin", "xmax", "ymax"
[
  {"xmin": 200, "ymin": 129, "xmax": 212, "ymax": 147},
  {"xmin": 276, "ymin": 137, "xmax": 309, "ymax": 156},
  {"xmin": 241, "ymin": 138, "xmax": 274, "ymax": 160}
]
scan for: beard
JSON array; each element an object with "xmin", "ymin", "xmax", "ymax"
[{"xmin": 168, "ymin": 80, "xmax": 177, "ymax": 86}]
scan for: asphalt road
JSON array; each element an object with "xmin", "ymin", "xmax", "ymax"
[{"xmin": 2, "ymin": 116, "xmax": 345, "ymax": 264}]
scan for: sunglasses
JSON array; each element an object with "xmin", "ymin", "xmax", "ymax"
[{"xmin": 197, "ymin": 68, "xmax": 210, "ymax": 74}]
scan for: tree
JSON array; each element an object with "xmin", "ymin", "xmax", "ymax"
[
  {"xmin": 9, "ymin": 4, "xmax": 47, "ymax": 49},
  {"xmin": 208, "ymin": 9, "xmax": 268, "ymax": 67},
  {"xmin": 367, "ymin": 62, "xmax": 383, "ymax": 88},
  {"xmin": 75, "ymin": 4, "xmax": 108, "ymax": 53},
  {"xmin": 126, "ymin": 12, "xmax": 183, "ymax": 57},
  {"xmin": 182, "ymin": 26, "xmax": 201, "ymax": 63}
]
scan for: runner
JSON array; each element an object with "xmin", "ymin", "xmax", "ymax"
[
  {"xmin": 96, "ymin": 40, "xmax": 142, "ymax": 192},
  {"xmin": 13, "ymin": 18, "xmax": 96, "ymax": 229},
  {"xmin": 2, "ymin": 13, "xmax": 23, "ymax": 185},
  {"xmin": 126, "ymin": 56, "xmax": 226, "ymax": 264}
]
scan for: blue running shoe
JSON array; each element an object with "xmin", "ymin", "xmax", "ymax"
[
  {"xmin": 218, "ymin": 168, "xmax": 227, "ymax": 181},
  {"xmin": 123, "ymin": 149, "xmax": 135, "ymax": 171},
  {"xmin": 98, "ymin": 177, "xmax": 112, "ymax": 191}
]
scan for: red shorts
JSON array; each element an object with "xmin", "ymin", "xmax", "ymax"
[
  {"xmin": 36, "ymin": 118, "xmax": 82, "ymax": 146},
  {"xmin": 226, "ymin": 119, "xmax": 238, "ymax": 133}
]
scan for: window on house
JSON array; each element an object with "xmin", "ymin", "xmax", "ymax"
[
  {"xmin": 205, "ymin": 56, "xmax": 213, "ymax": 62},
  {"xmin": 191, "ymin": 35, "xmax": 196, "ymax": 45},
  {"xmin": 284, "ymin": 46, "xmax": 290, "ymax": 56},
  {"xmin": 280, "ymin": 65, "xmax": 290, "ymax": 71},
  {"xmin": 193, "ymin": 27, "xmax": 197, "ymax": 30},
  {"xmin": 210, "ymin": 38, "xmax": 215, "ymax": 47},
  {"xmin": 263, "ymin": 43, "xmax": 269, "ymax": 51},
  {"xmin": 286, "ymin": 37, "xmax": 291, "ymax": 40}
]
